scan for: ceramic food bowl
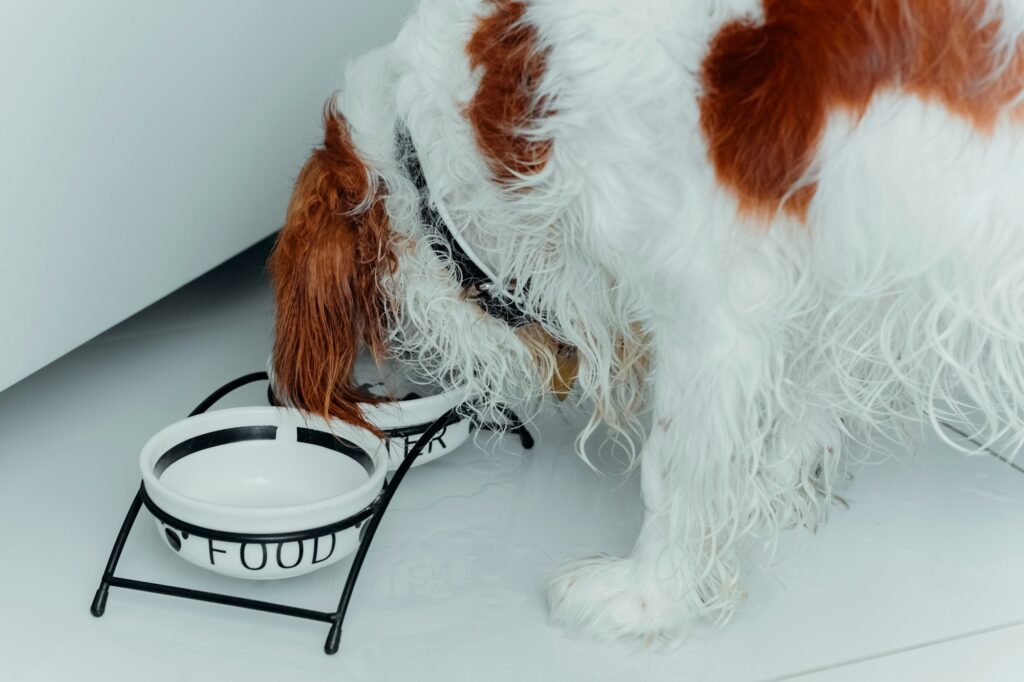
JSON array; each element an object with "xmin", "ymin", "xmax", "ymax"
[{"xmin": 140, "ymin": 406, "xmax": 388, "ymax": 580}]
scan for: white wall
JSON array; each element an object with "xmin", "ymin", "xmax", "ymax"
[{"xmin": 0, "ymin": 0, "xmax": 415, "ymax": 391}]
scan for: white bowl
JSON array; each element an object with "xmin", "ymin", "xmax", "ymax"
[
  {"xmin": 363, "ymin": 388, "xmax": 470, "ymax": 469},
  {"xmin": 140, "ymin": 407, "xmax": 388, "ymax": 579},
  {"xmin": 270, "ymin": 355, "xmax": 471, "ymax": 470}
]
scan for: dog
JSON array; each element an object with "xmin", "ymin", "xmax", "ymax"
[{"xmin": 268, "ymin": 0, "xmax": 1024, "ymax": 642}]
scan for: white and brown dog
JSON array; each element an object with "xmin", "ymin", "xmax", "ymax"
[{"xmin": 269, "ymin": 0, "xmax": 1024, "ymax": 642}]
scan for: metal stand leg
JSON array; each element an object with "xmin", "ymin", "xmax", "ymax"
[
  {"xmin": 497, "ymin": 406, "xmax": 534, "ymax": 449},
  {"xmin": 91, "ymin": 490, "xmax": 144, "ymax": 617},
  {"xmin": 322, "ymin": 408, "xmax": 459, "ymax": 654},
  {"xmin": 475, "ymin": 405, "xmax": 535, "ymax": 450}
]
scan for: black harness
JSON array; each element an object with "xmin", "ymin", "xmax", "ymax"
[{"xmin": 398, "ymin": 124, "xmax": 535, "ymax": 329}]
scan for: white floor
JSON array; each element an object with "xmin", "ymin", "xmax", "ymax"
[{"xmin": 2, "ymin": 241, "xmax": 1024, "ymax": 682}]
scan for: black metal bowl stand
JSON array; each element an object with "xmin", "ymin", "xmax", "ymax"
[{"xmin": 89, "ymin": 372, "xmax": 533, "ymax": 654}]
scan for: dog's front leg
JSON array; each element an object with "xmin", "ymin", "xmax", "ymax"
[{"xmin": 548, "ymin": 310, "xmax": 775, "ymax": 643}]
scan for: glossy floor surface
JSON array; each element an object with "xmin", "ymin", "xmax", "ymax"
[{"xmin": 2, "ymin": 241, "xmax": 1023, "ymax": 681}]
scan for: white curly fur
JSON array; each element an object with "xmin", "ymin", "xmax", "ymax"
[{"xmin": 318, "ymin": 0, "xmax": 1024, "ymax": 643}]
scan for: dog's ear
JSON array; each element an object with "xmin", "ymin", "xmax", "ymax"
[{"xmin": 269, "ymin": 105, "xmax": 395, "ymax": 432}]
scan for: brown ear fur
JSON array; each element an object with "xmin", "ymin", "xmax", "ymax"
[{"xmin": 269, "ymin": 106, "xmax": 396, "ymax": 432}]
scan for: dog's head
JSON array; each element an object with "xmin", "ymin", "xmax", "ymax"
[
  {"xmin": 269, "ymin": 2, "xmax": 574, "ymax": 431},
  {"xmin": 268, "ymin": 106, "xmax": 396, "ymax": 432}
]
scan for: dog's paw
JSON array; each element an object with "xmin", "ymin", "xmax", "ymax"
[{"xmin": 547, "ymin": 555, "xmax": 698, "ymax": 645}]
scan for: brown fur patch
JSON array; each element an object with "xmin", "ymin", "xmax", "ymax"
[
  {"xmin": 700, "ymin": 0, "xmax": 1024, "ymax": 220},
  {"xmin": 466, "ymin": 0, "xmax": 553, "ymax": 183},
  {"xmin": 514, "ymin": 325, "xmax": 579, "ymax": 400},
  {"xmin": 551, "ymin": 347, "xmax": 580, "ymax": 401},
  {"xmin": 269, "ymin": 105, "xmax": 396, "ymax": 433}
]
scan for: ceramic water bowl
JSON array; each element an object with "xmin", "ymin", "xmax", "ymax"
[
  {"xmin": 271, "ymin": 356, "xmax": 472, "ymax": 470},
  {"xmin": 361, "ymin": 387, "xmax": 471, "ymax": 470},
  {"xmin": 140, "ymin": 406, "xmax": 389, "ymax": 579}
]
